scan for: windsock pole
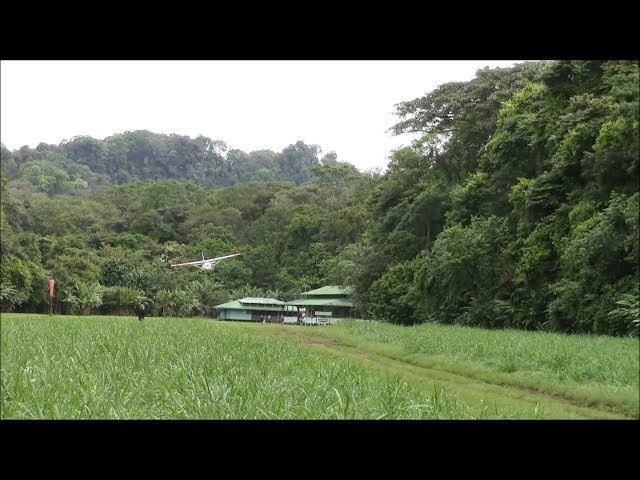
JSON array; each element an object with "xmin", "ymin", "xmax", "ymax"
[{"xmin": 49, "ymin": 279, "xmax": 55, "ymax": 315}]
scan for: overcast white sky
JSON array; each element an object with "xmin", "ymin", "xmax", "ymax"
[{"xmin": 1, "ymin": 61, "xmax": 521, "ymax": 171}]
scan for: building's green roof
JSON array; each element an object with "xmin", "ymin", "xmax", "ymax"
[
  {"xmin": 302, "ymin": 286, "xmax": 353, "ymax": 297},
  {"xmin": 213, "ymin": 300, "xmax": 285, "ymax": 311},
  {"xmin": 240, "ymin": 297, "xmax": 285, "ymax": 305},
  {"xmin": 284, "ymin": 298, "xmax": 354, "ymax": 308},
  {"xmin": 214, "ymin": 300, "xmax": 243, "ymax": 310},
  {"xmin": 215, "ymin": 292, "xmax": 354, "ymax": 310}
]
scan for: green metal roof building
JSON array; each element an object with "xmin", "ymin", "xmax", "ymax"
[
  {"xmin": 284, "ymin": 286, "xmax": 355, "ymax": 323},
  {"xmin": 214, "ymin": 288, "xmax": 355, "ymax": 324},
  {"xmin": 213, "ymin": 297, "xmax": 294, "ymax": 322}
]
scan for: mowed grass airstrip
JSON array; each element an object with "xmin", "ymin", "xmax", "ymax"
[{"xmin": 1, "ymin": 314, "xmax": 638, "ymax": 419}]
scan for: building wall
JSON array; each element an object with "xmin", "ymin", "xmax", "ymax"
[
  {"xmin": 219, "ymin": 309, "xmax": 289, "ymax": 321},
  {"xmin": 304, "ymin": 307, "xmax": 354, "ymax": 318},
  {"xmin": 220, "ymin": 309, "xmax": 253, "ymax": 321}
]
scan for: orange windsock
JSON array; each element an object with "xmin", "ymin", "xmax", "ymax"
[{"xmin": 49, "ymin": 279, "xmax": 55, "ymax": 297}]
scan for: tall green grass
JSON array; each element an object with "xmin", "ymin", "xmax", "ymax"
[
  {"xmin": 336, "ymin": 320, "xmax": 639, "ymax": 390},
  {"xmin": 2, "ymin": 314, "xmax": 510, "ymax": 419}
]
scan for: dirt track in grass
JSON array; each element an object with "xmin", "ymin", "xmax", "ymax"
[{"xmin": 252, "ymin": 324, "xmax": 637, "ymax": 419}]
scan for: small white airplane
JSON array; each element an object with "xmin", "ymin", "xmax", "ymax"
[{"xmin": 170, "ymin": 252, "xmax": 241, "ymax": 271}]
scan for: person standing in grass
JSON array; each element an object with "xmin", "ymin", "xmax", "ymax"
[{"xmin": 137, "ymin": 303, "xmax": 147, "ymax": 322}]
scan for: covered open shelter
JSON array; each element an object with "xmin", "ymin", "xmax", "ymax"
[{"xmin": 284, "ymin": 286, "xmax": 355, "ymax": 325}]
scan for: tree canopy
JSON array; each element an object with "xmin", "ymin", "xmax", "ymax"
[{"xmin": 2, "ymin": 60, "xmax": 638, "ymax": 336}]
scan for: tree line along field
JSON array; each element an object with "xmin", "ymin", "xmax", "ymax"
[
  {"xmin": 2, "ymin": 314, "xmax": 637, "ymax": 419},
  {"xmin": 2, "ymin": 61, "xmax": 638, "ymax": 338}
]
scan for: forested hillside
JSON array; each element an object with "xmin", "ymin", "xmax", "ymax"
[
  {"xmin": 1, "ymin": 60, "xmax": 638, "ymax": 336},
  {"xmin": 1, "ymin": 133, "xmax": 329, "ymax": 194}
]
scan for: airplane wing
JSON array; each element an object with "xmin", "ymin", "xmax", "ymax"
[
  {"xmin": 170, "ymin": 259, "xmax": 207, "ymax": 267},
  {"xmin": 170, "ymin": 252, "xmax": 241, "ymax": 268}
]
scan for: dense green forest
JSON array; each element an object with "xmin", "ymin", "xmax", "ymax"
[{"xmin": 1, "ymin": 60, "xmax": 638, "ymax": 336}]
